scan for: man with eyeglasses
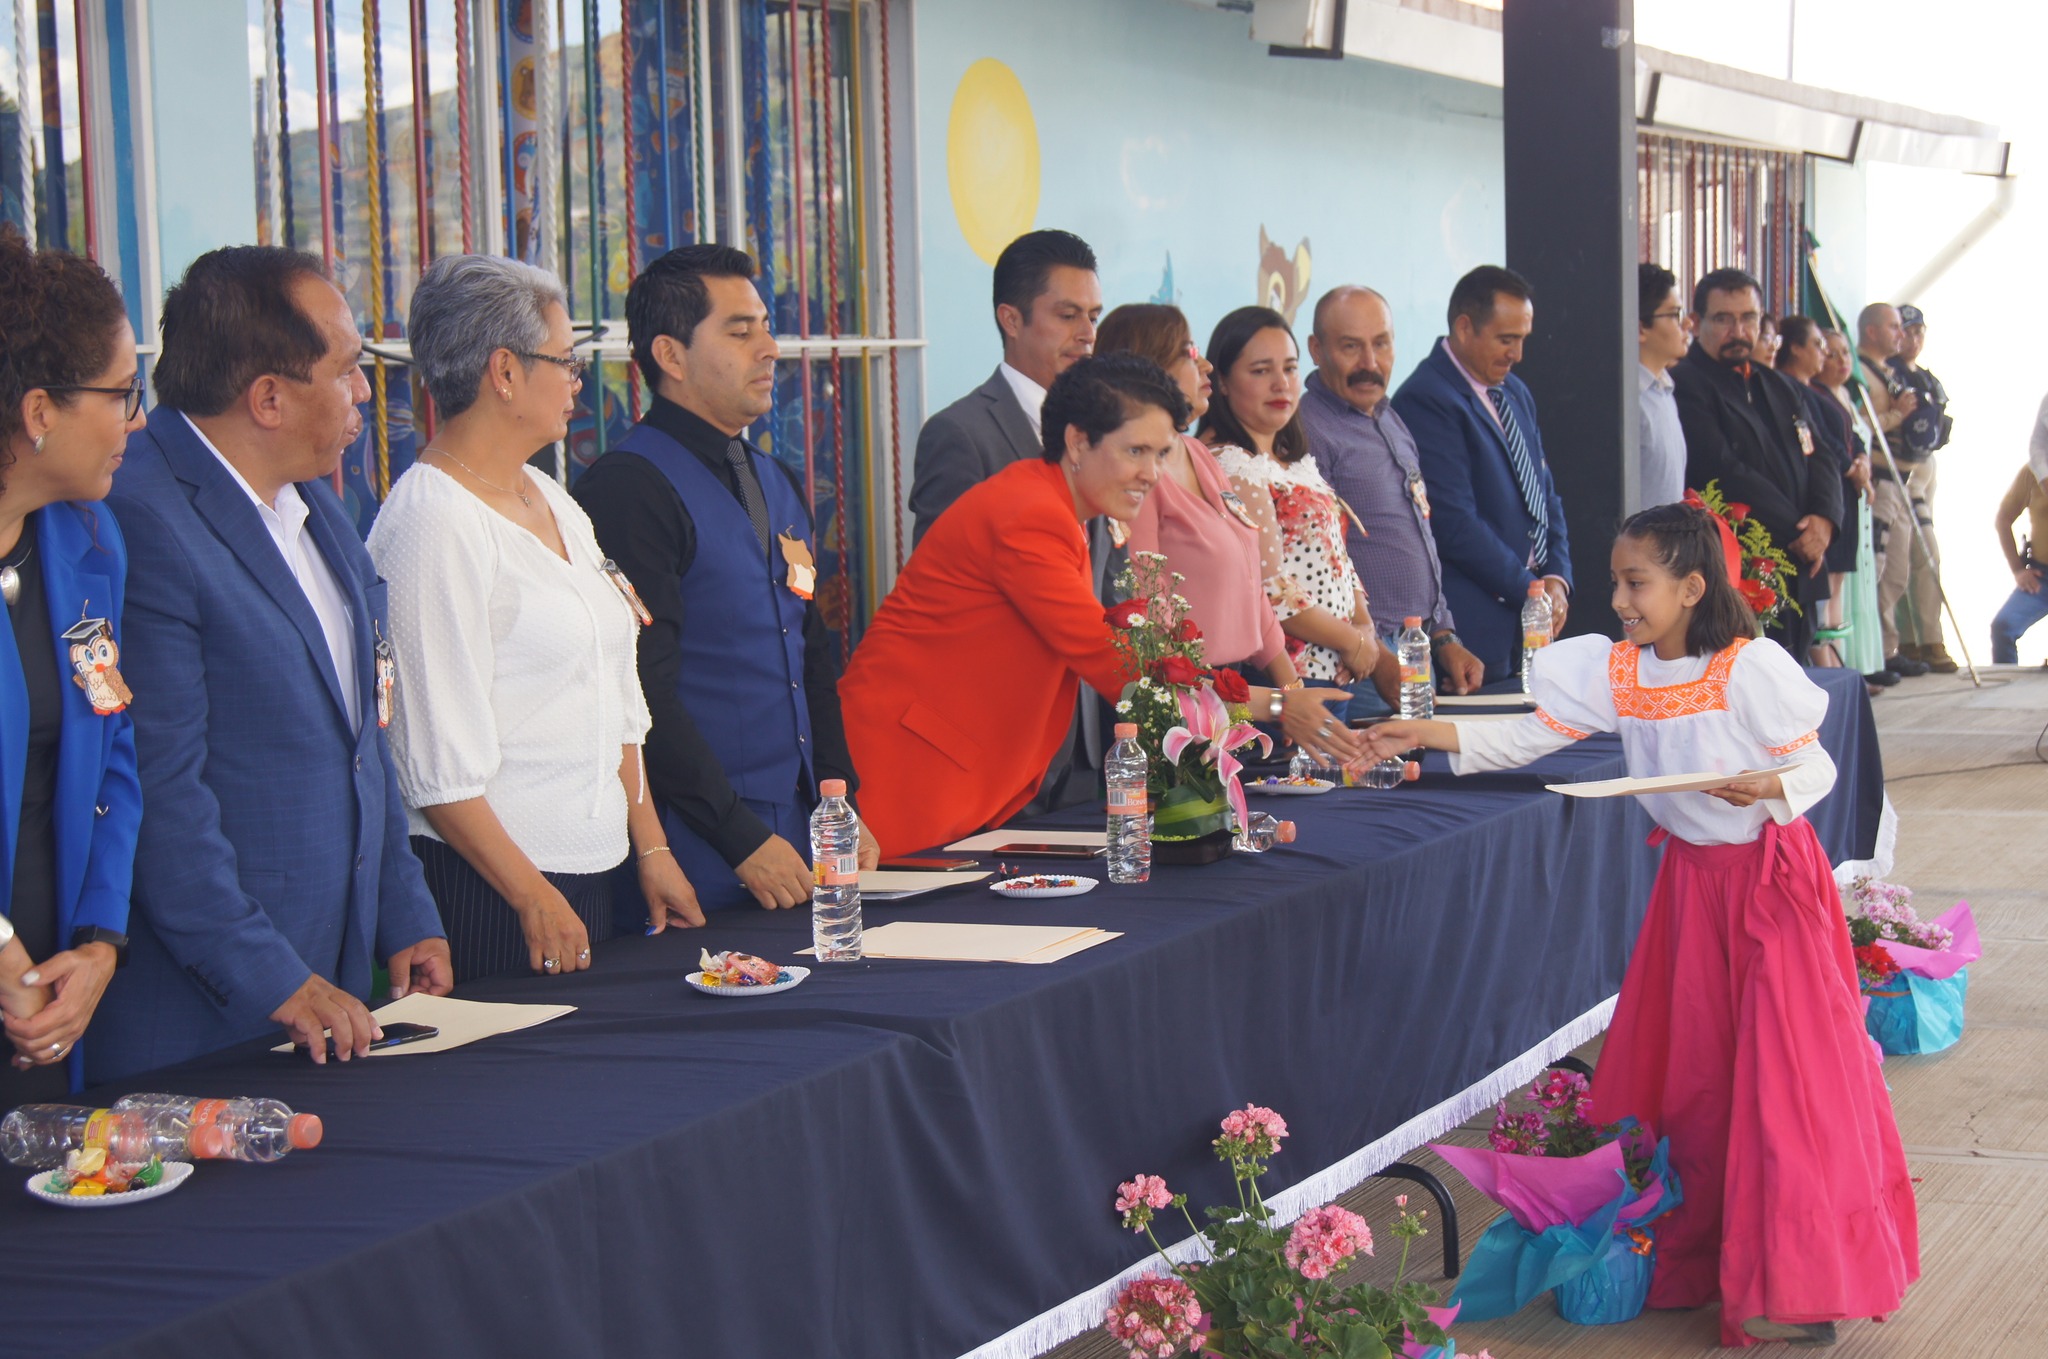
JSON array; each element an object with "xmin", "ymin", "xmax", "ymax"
[
  {"xmin": 1636, "ymin": 263, "xmax": 1690, "ymax": 513},
  {"xmin": 1673, "ymin": 267, "xmax": 1843, "ymax": 658}
]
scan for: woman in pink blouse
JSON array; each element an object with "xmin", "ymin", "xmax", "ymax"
[{"xmin": 1097, "ymin": 304, "xmax": 1360, "ymax": 763}]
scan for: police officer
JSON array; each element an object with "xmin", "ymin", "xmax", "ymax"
[{"xmin": 1887, "ymin": 304, "xmax": 1959, "ymax": 672}]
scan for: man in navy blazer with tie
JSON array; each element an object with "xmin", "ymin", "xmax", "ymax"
[
  {"xmin": 89, "ymin": 248, "xmax": 450, "ymax": 1082},
  {"xmin": 1392, "ymin": 266, "xmax": 1572, "ymax": 680}
]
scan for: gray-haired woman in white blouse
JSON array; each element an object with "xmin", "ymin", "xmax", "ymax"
[{"xmin": 369, "ymin": 254, "xmax": 702, "ymax": 982}]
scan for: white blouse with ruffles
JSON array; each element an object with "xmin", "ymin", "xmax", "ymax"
[{"xmin": 1451, "ymin": 635, "xmax": 1837, "ymax": 847}]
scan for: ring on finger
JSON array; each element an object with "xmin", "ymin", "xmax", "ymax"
[
  {"xmin": 576, "ymin": 948, "xmax": 591, "ymax": 963},
  {"xmin": 48, "ymin": 1042, "xmax": 63, "ymax": 1055},
  {"xmin": 543, "ymin": 956, "xmax": 560, "ymax": 973}
]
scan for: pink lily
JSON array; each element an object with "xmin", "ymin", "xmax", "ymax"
[{"xmin": 1161, "ymin": 684, "xmax": 1272, "ymax": 831}]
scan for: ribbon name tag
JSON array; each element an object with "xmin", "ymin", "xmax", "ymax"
[{"xmin": 779, "ymin": 533, "xmax": 817, "ymax": 601}]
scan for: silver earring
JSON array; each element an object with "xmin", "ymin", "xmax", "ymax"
[{"xmin": 31, "ymin": 435, "xmax": 44, "ymax": 454}]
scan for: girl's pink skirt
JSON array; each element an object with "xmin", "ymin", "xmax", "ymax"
[{"xmin": 1592, "ymin": 817, "xmax": 1919, "ymax": 1346}]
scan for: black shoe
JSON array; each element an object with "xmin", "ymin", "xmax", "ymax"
[
  {"xmin": 1885, "ymin": 654, "xmax": 1931, "ymax": 677},
  {"xmin": 1743, "ymin": 1316, "xmax": 1839, "ymax": 1347},
  {"xmin": 1863, "ymin": 669, "xmax": 1901, "ymax": 687}
]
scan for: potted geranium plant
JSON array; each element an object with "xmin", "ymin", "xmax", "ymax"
[
  {"xmin": 1846, "ymin": 877, "xmax": 1980, "ymax": 1055},
  {"xmin": 1109, "ymin": 552, "xmax": 1271, "ymax": 865},
  {"xmin": 1430, "ymin": 1070, "xmax": 1681, "ymax": 1327},
  {"xmin": 1104, "ymin": 1105, "xmax": 1475, "ymax": 1359}
]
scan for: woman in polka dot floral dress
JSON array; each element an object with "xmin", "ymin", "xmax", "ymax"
[{"xmin": 1200, "ymin": 306, "xmax": 1379, "ymax": 686}]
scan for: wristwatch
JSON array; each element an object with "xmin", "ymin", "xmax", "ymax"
[
  {"xmin": 1266, "ymin": 688, "xmax": 1285, "ymax": 722},
  {"xmin": 69, "ymin": 926, "xmax": 129, "ymax": 967},
  {"xmin": 1429, "ymin": 630, "xmax": 1462, "ymax": 653}
]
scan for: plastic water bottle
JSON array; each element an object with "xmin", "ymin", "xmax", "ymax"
[
  {"xmin": 1233, "ymin": 812, "xmax": 1297, "ymax": 854},
  {"xmin": 1397, "ymin": 616, "xmax": 1434, "ymax": 720},
  {"xmin": 1106, "ymin": 722, "xmax": 1152, "ymax": 884},
  {"xmin": 1350, "ymin": 758, "xmax": 1421, "ymax": 790},
  {"xmin": 1, "ymin": 1097, "xmax": 321, "ymax": 1168},
  {"xmin": 1521, "ymin": 581, "xmax": 1553, "ymax": 695},
  {"xmin": 810, "ymin": 779, "xmax": 863, "ymax": 961},
  {"xmin": 1287, "ymin": 746, "xmax": 1318, "ymax": 782},
  {"xmin": 112, "ymin": 1094, "xmax": 323, "ymax": 1162}
]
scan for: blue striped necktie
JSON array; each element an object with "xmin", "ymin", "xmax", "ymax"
[{"xmin": 1486, "ymin": 386, "xmax": 1547, "ymax": 569}]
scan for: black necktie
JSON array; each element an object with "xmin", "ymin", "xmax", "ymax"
[{"xmin": 725, "ymin": 440, "xmax": 772, "ymax": 556}]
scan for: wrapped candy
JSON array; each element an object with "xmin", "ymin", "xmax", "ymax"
[{"xmin": 697, "ymin": 949, "xmax": 785, "ymax": 987}]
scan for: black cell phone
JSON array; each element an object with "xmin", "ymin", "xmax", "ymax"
[
  {"xmin": 990, "ymin": 842, "xmax": 1106, "ymax": 859},
  {"xmin": 877, "ymin": 856, "xmax": 980, "ymax": 871},
  {"xmin": 295, "ymin": 1020, "xmax": 439, "ymax": 1059}
]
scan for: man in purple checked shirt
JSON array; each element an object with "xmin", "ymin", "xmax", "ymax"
[{"xmin": 1300, "ymin": 285, "xmax": 1487, "ymax": 718}]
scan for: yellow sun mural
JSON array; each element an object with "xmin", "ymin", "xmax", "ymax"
[{"xmin": 946, "ymin": 59, "xmax": 1041, "ymax": 265}]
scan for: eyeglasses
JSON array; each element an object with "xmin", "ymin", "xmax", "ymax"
[
  {"xmin": 514, "ymin": 350, "xmax": 590, "ymax": 379},
  {"xmin": 42, "ymin": 374, "xmax": 146, "ymax": 420},
  {"xmin": 1650, "ymin": 309, "xmax": 1684, "ymax": 323}
]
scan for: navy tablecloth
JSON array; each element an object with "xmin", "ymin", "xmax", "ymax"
[{"xmin": 0, "ymin": 670, "xmax": 1880, "ymax": 1359}]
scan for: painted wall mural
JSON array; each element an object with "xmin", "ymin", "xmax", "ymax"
[{"xmin": 1257, "ymin": 228, "xmax": 1313, "ymax": 327}]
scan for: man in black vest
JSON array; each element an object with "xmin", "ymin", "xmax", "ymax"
[
  {"xmin": 576, "ymin": 245, "xmax": 876, "ymax": 913},
  {"xmin": 1673, "ymin": 268, "xmax": 1843, "ymax": 658}
]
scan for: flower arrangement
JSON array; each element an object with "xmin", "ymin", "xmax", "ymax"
[
  {"xmin": 1842, "ymin": 877, "xmax": 1981, "ymax": 1055},
  {"xmin": 1430, "ymin": 1071, "xmax": 1681, "ymax": 1327},
  {"xmin": 1683, "ymin": 481, "xmax": 1800, "ymax": 630},
  {"xmin": 1109, "ymin": 553, "xmax": 1272, "ymax": 842},
  {"xmin": 1845, "ymin": 877, "xmax": 1955, "ymax": 953},
  {"xmin": 1105, "ymin": 1105, "xmax": 1465, "ymax": 1359}
]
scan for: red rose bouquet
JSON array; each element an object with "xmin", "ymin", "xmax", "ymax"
[
  {"xmin": 1682, "ymin": 481, "xmax": 1800, "ymax": 631},
  {"xmin": 1108, "ymin": 553, "xmax": 1272, "ymax": 842}
]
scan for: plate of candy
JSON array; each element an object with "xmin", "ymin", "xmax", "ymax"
[
  {"xmin": 688, "ymin": 949, "xmax": 810, "ymax": 997},
  {"xmin": 988, "ymin": 874, "xmax": 1098, "ymax": 899},
  {"xmin": 28, "ymin": 1150, "xmax": 192, "ymax": 1208},
  {"xmin": 1247, "ymin": 776, "xmax": 1334, "ymax": 795}
]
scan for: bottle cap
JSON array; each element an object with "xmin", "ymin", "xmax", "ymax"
[
  {"xmin": 1528, "ymin": 580, "xmax": 1546, "ymax": 597},
  {"xmin": 1114, "ymin": 722, "xmax": 1138, "ymax": 738},
  {"xmin": 1276, "ymin": 821, "xmax": 1298, "ymax": 844},
  {"xmin": 819, "ymin": 779, "xmax": 847, "ymax": 797},
  {"xmin": 1404, "ymin": 761, "xmax": 1421, "ymax": 782},
  {"xmin": 288, "ymin": 1113, "xmax": 324, "ymax": 1150},
  {"xmin": 1403, "ymin": 616, "xmax": 1422, "ymax": 628}
]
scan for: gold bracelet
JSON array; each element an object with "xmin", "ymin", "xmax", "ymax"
[{"xmin": 638, "ymin": 845, "xmax": 673, "ymax": 861}]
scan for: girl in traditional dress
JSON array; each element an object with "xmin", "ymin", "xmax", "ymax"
[{"xmin": 1361, "ymin": 503, "xmax": 1917, "ymax": 1348}]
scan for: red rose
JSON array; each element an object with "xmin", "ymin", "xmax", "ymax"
[
  {"xmin": 1736, "ymin": 579, "xmax": 1778, "ymax": 613},
  {"xmin": 1172, "ymin": 618, "xmax": 1202, "ymax": 643},
  {"xmin": 1725, "ymin": 502, "xmax": 1751, "ymax": 521},
  {"xmin": 1104, "ymin": 599, "xmax": 1148, "ymax": 629},
  {"xmin": 1209, "ymin": 668, "xmax": 1251, "ymax": 704},
  {"xmin": 1153, "ymin": 655, "xmax": 1202, "ymax": 686}
]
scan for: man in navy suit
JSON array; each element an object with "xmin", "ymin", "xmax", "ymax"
[
  {"xmin": 89, "ymin": 248, "xmax": 451, "ymax": 1081},
  {"xmin": 1392, "ymin": 266, "xmax": 1571, "ymax": 680}
]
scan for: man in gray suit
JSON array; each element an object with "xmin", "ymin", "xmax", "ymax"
[
  {"xmin": 908, "ymin": 229, "xmax": 1103, "ymax": 543},
  {"xmin": 907, "ymin": 229, "xmax": 1106, "ymax": 813}
]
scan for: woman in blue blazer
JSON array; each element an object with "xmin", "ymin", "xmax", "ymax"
[{"xmin": 0, "ymin": 229, "xmax": 145, "ymax": 1098}]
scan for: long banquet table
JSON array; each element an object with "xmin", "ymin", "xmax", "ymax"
[{"xmin": 0, "ymin": 670, "xmax": 1880, "ymax": 1359}]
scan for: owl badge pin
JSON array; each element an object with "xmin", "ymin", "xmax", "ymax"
[{"xmin": 64, "ymin": 612, "xmax": 133, "ymax": 715}]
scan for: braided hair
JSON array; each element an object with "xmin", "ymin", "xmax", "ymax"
[{"xmin": 1616, "ymin": 502, "xmax": 1759, "ymax": 655}]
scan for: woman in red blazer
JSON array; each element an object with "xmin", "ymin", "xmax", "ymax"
[{"xmin": 842, "ymin": 356, "xmax": 1191, "ymax": 854}]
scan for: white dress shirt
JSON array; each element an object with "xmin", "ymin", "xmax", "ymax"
[
  {"xmin": 999, "ymin": 361, "xmax": 1049, "ymax": 444},
  {"xmin": 367, "ymin": 463, "xmax": 651, "ymax": 874},
  {"xmin": 188, "ymin": 415, "xmax": 361, "ymax": 732}
]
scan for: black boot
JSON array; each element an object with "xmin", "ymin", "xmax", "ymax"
[{"xmin": 1743, "ymin": 1316, "xmax": 1839, "ymax": 1347}]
